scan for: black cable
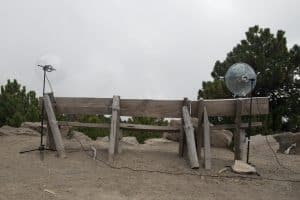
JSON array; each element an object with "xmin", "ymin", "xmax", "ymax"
[{"xmin": 73, "ymin": 137, "xmax": 300, "ymax": 183}]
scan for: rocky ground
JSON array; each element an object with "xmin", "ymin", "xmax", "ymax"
[{"xmin": 0, "ymin": 126, "xmax": 300, "ymax": 200}]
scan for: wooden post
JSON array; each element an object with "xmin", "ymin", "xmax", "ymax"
[
  {"xmin": 45, "ymin": 93, "xmax": 56, "ymax": 150},
  {"xmin": 234, "ymin": 99, "xmax": 243, "ymax": 160},
  {"xmin": 179, "ymin": 98, "xmax": 188, "ymax": 157},
  {"xmin": 43, "ymin": 94, "xmax": 65, "ymax": 158},
  {"xmin": 182, "ymin": 105, "xmax": 199, "ymax": 169},
  {"xmin": 203, "ymin": 106, "xmax": 211, "ymax": 169},
  {"xmin": 46, "ymin": 121, "xmax": 56, "ymax": 150},
  {"xmin": 108, "ymin": 95, "xmax": 120, "ymax": 162},
  {"xmin": 196, "ymin": 99, "xmax": 204, "ymax": 162}
]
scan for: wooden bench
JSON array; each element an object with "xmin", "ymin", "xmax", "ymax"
[{"xmin": 43, "ymin": 93, "xmax": 269, "ymax": 169}]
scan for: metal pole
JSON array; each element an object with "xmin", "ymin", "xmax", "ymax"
[
  {"xmin": 39, "ymin": 68, "xmax": 46, "ymax": 148},
  {"xmin": 246, "ymin": 79, "xmax": 254, "ymax": 164}
]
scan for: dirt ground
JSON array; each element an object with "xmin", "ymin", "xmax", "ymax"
[{"xmin": 0, "ymin": 134, "xmax": 300, "ymax": 200}]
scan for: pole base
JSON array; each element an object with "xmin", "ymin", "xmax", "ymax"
[{"xmin": 19, "ymin": 145, "xmax": 56, "ymax": 154}]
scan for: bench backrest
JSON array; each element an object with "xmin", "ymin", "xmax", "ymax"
[{"xmin": 51, "ymin": 97, "xmax": 269, "ymax": 118}]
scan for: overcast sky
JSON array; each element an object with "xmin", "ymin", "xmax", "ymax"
[{"xmin": 0, "ymin": 0, "xmax": 299, "ymax": 99}]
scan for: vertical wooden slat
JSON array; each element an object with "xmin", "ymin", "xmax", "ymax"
[
  {"xmin": 234, "ymin": 99, "xmax": 243, "ymax": 160},
  {"xmin": 182, "ymin": 105, "xmax": 199, "ymax": 169},
  {"xmin": 196, "ymin": 99, "xmax": 204, "ymax": 163},
  {"xmin": 44, "ymin": 94, "xmax": 65, "ymax": 158},
  {"xmin": 178, "ymin": 98, "xmax": 188, "ymax": 157},
  {"xmin": 203, "ymin": 106, "xmax": 211, "ymax": 170},
  {"xmin": 108, "ymin": 95, "xmax": 120, "ymax": 162}
]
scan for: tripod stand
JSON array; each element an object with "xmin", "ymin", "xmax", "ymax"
[{"xmin": 20, "ymin": 65, "xmax": 56, "ymax": 157}]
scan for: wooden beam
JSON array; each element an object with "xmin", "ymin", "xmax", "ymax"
[
  {"xmin": 54, "ymin": 97, "xmax": 112, "ymax": 115},
  {"xmin": 108, "ymin": 96, "xmax": 120, "ymax": 162},
  {"xmin": 182, "ymin": 105, "xmax": 199, "ymax": 169},
  {"xmin": 203, "ymin": 106, "xmax": 211, "ymax": 170},
  {"xmin": 120, "ymin": 123, "xmax": 179, "ymax": 132},
  {"xmin": 234, "ymin": 99, "xmax": 243, "ymax": 160},
  {"xmin": 57, "ymin": 121, "xmax": 179, "ymax": 132},
  {"xmin": 178, "ymin": 98, "xmax": 188, "ymax": 157},
  {"xmin": 120, "ymin": 99, "xmax": 183, "ymax": 118},
  {"xmin": 51, "ymin": 97, "xmax": 268, "ymax": 118},
  {"xmin": 210, "ymin": 122, "xmax": 262, "ymax": 130},
  {"xmin": 44, "ymin": 94, "xmax": 65, "ymax": 158},
  {"xmin": 191, "ymin": 97, "xmax": 269, "ymax": 117}
]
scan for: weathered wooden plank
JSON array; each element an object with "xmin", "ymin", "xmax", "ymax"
[
  {"xmin": 203, "ymin": 106, "xmax": 211, "ymax": 170},
  {"xmin": 120, "ymin": 123, "xmax": 179, "ymax": 132},
  {"xmin": 58, "ymin": 121, "xmax": 111, "ymax": 129},
  {"xmin": 57, "ymin": 121, "xmax": 179, "ymax": 132},
  {"xmin": 179, "ymin": 98, "xmax": 188, "ymax": 157},
  {"xmin": 108, "ymin": 96, "xmax": 120, "ymax": 162},
  {"xmin": 51, "ymin": 97, "xmax": 268, "ymax": 117},
  {"xmin": 54, "ymin": 97, "xmax": 112, "ymax": 115},
  {"xmin": 120, "ymin": 99, "xmax": 183, "ymax": 118},
  {"xmin": 44, "ymin": 94, "xmax": 65, "ymax": 158},
  {"xmin": 196, "ymin": 99, "xmax": 204, "ymax": 162},
  {"xmin": 191, "ymin": 97, "xmax": 269, "ymax": 117},
  {"xmin": 182, "ymin": 106, "xmax": 199, "ymax": 169},
  {"xmin": 210, "ymin": 122, "xmax": 262, "ymax": 130},
  {"xmin": 58, "ymin": 120, "xmax": 261, "ymax": 132},
  {"xmin": 234, "ymin": 99, "xmax": 243, "ymax": 160}
]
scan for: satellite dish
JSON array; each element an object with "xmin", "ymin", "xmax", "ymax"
[{"xmin": 225, "ymin": 63, "xmax": 257, "ymax": 97}]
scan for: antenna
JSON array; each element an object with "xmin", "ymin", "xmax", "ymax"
[
  {"xmin": 225, "ymin": 63, "xmax": 256, "ymax": 97},
  {"xmin": 20, "ymin": 56, "xmax": 59, "ymax": 159},
  {"xmin": 225, "ymin": 63, "xmax": 257, "ymax": 164}
]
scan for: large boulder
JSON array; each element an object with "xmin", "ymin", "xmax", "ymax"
[
  {"xmin": 0, "ymin": 125, "xmax": 40, "ymax": 136},
  {"xmin": 71, "ymin": 131, "xmax": 92, "ymax": 142},
  {"xmin": 273, "ymin": 132, "xmax": 300, "ymax": 154},
  {"xmin": 144, "ymin": 138, "xmax": 172, "ymax": 145},
  {"xmin": 121, "ymin": 136, "xmax": 139, "ymax": 145},
  {"xmin": 162, "ymin": 120, "xmax": 181, "ymax": 142},
  {"xmin": 21, "ymin": 122, "xmax": 47, "ymax": 133},
  {"xmin": 210, "ymin": 129, "xmax": 233, "ymax": 148}
]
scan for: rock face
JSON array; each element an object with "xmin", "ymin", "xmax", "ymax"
[
  {"xmin": 0, "ymin": 125, "xmax": 40, "ymax": 136},
  {"xmin": 211, "ymin": 130, "xmax": 233, "ymax": 148},
  {"xmin": 273, "ymin": 132, "xmax": 300, "ymax": 155},
  {"xmin": 21, "ymin": 122, "xmax": 46, "ymax": 133}
]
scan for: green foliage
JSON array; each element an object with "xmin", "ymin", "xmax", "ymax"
[
  {"xmin": 64, "ymin": 114, "xmax": 169, "ymax": 143},
  {"xmin": 198, "ymin": 25, "xmax": 300, "ymax": 133},
  {"xmin": 0, "ymin": 79, "xmax": 40, "ymax": 127},
  {"xmin": 123, "ymin": 117, "xmax": 168, "ymax": 143},
  {"xmin": 75, "ymin": 115, "xmax": 110, "ymax": 140}
]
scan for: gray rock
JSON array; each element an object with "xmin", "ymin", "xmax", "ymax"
[
  {"xmin": 144, "ymin": 138, "xmax": 172, "ymax": 145},
  {"xmin": 273, "ymin": 132, "xmax": 300, "ymax": 154},
  {"xmin": 99, "ymin": 136, "xmax": 109, "ymax": 142},
  {"xmin": 0, "ymin": 125, "xmax": 40, "ymax": 136},
  {"xmin": 211, "ymin": 129, "xmax": 233, "ymax": 148},
  {"xmin": 231, "ymin": 160, "xmax": 256, "ymax": 174},
  {"xmin": 21, "ymin": 122, "xmax": 46, "ymax": 133},
  {"xmin": 71, "ymin": 131, "xmax": 92, "ymax": 142},
  {"xmin": 121, "ymin": 136, "xmax": 139, "ymax": 145},
  {"xmin": 162, "ymin": 120, "xmax": 181, "ymax": 142}
]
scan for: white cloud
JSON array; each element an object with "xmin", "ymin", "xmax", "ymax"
[{"xmin": 0, "ymin": 0, "xmax": 299, "ymax": 100}]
